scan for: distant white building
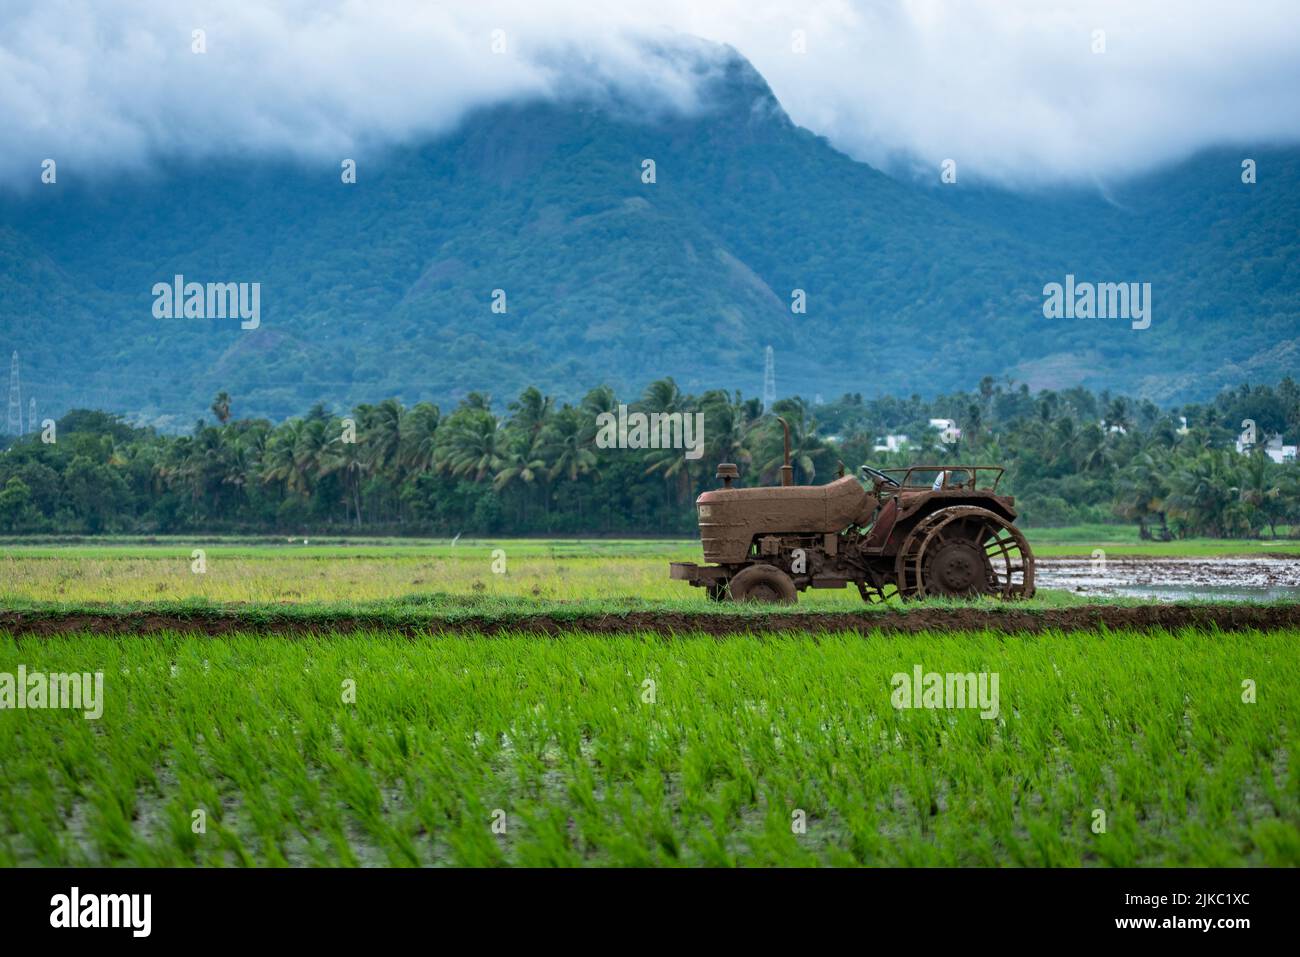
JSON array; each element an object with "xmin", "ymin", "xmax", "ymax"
[
  {"xmin": 1177, "ymin": 416, "xmax": 1190, "ymax": 435},
  {"xmin": 873, "ymin": 434, "xmax": 911, "ymax": 453},
  {"xmin": 929, "ymin": 418, "xmax": 962, "ymax": 443},
  {"xmin": 1237, "ymin": 430, "xmax": 1297, "ymax": 464}
]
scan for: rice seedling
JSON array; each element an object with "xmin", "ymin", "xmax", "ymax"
[{"xmin": 1, "ymin": 627, "xmax": 1294, "ymax": 867}]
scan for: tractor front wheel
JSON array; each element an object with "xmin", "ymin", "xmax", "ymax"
[{"xmin": 728, "ymin": 564, "xmax": 798, "ymax": 604}]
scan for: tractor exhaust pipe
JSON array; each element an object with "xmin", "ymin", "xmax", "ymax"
[{"xmin": 776, "ymin": 416, "xmax": 793, "ymax": 487}]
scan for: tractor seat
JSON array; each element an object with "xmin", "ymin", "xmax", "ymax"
[{"xmin": 863, "ymin": 497, "xmax": 899, "ymax": 549}]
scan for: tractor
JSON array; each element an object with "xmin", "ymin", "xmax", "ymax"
[{"xmin": 670, "ymin": 418, "xmax": 1034, "ymax": 604}]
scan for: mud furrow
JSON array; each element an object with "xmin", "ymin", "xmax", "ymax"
[{"xmin": 3, "ymin": 603, "xmax": 1300, "ymax": 637}]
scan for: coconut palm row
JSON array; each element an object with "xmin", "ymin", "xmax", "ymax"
[
  {"xmin": 2, "ymin": 380, "xmax": 1297, "ymax": 537},
  {"xmin": 166, "ymin": 381, "xmax": 830, "ymax": 529}
]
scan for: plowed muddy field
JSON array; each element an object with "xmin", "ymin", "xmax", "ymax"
[{"xmin": 1035, "ymin": 555, "xmax": 1300, "ymax": 601}]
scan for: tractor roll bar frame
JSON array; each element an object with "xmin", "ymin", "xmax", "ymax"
[{"xmin": 875, "ymin": 465, "xmax": 1006, "ymax": 491}]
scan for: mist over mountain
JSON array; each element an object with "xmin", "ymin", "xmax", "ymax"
[{"xmin": 1, "ymin": 43, "xmax": 1296, "ymax": 428}]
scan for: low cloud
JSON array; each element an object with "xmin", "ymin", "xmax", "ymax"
[{"xmin": 2, "ymin": 0, "xmax": 1297, "ymax": 189}]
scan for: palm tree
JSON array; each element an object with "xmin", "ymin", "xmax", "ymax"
[
  {"xmin": 642, "ymin": 378, "xmax": 685, "ymax": 415},
  {"xmin": 507, "ymin": 387, "xmax": 554, "ymax": 444},
  {"xmin": 964, "ymin": 402, "xmax": 983, "ymax": 451},
  {"xmin": 1103, "ymin": 396, "xmax": 1131, "ymax": 434},
  {"xmin": 1074, "ymin": 423, "xmax": 1110, "ymax": 473},
  {"xmin": 315, "ymin": 425, "xmax": 367, "ymax": 526},
  {"xmin": 492, "ymin": 447, "xmax": 545, "ymax": 492},
  {"xmin": 293, "ymin": 418, "xmax": 334, "ymax": 493},
  {"xmin": 363, "ymin": 398, "xmax": 404, "ymax": 477},
  {"xmin": 1238, "ymin": 451, "xmax": 1282, "ymax": 537},
  {"xmin": 436, "ymin": 409, "xmax": 505, "ymax": 482},
  {"xmin": 219, "ymin": 425, "xmax": 262, "ymax": 498},
  {"xmin": 1115, "ymin": 450, "xmax": 1170, "ymax": 537},
  {"xmin": 701, "ymin": 390, "xmax": 755, "ymax": 472},
  {"xmin": 1166, "ymin": 449, "xmax": 1242, "ymax": 537},
  {"xmin": 640, "ymin": 378, "xmax": 697, "ymax": 503},
  {"xmin": 399, "ymin": 402, "xmax": 441, "ymax": 475},
  {"xmin": 261, "ymin": 420, "xmax": 303, "ymax": 493},
  {"xmin": 579, "ymin": 386, "xmax": 618, "ymax": 447},
  {"xmin": 1276, "ymin": 467, "xmax": 1300, "ymax": 539},
  {"xmin": 757, "ymin": 399, "xmax": 829, "ymax": 485},
  {"xmin": 581, "ymin": 385, "xmax": 618, "ymax": 419},
  {"xmin": 211, "ymin": 391, "xmax": 232, "ymax": 424},
  {"xmin": 544, "ymin": 406, "xmax": 597, "ymax": 483}
]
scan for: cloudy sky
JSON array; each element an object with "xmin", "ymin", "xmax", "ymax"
[{"xmin": 2, "ymin": 0, "xmax": 1298, "ymax": 188}]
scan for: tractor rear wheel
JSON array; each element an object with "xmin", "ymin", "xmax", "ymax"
[
  {"xmin": 895, "ymin": 506, "xmax": 1034, "ymax": 600},
  {"xmin": 728, "ymin": 564, "xmax": 798, "ymax": 604}
]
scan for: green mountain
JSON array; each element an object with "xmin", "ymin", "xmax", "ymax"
[{"xmin": 1, "ymin": 46, "xmax": 1296, "ymax": 427}]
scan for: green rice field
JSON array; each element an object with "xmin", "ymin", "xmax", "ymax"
[
  {"xmin": 0, "ymin": 536, "xmax": 1297, "ymax": 867},
  {"xmin": 1, "ymin": 627, "xmax": 1296, "ymax": 867}
]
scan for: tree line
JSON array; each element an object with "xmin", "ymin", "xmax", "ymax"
[{"xmin": 1, "ymin": 377, "xmax": 1298, "ymax": 538}]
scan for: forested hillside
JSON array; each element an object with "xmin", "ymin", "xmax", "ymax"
[{"xmin": 0, "ymin": 47, "xmax": 1296, "ymax": 426}]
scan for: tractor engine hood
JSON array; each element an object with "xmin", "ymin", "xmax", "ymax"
[{"xmin": 695, "ymin": 475, "xmax": 878, "ymax": 564}]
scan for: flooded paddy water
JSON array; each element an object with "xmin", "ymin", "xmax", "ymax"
[{"xmin": 1036, "ymin": 556, "xmax": 1300, "ymax": 602}]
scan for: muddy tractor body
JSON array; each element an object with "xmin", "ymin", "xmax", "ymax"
[{"xmin": 670, "ymin": 422, "xmax": 1034, "ymax": 604}]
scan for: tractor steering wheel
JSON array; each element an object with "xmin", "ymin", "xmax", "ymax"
[{"xmin": 860, "ymin": 465, "xmax": 900, "ymax": 488}]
